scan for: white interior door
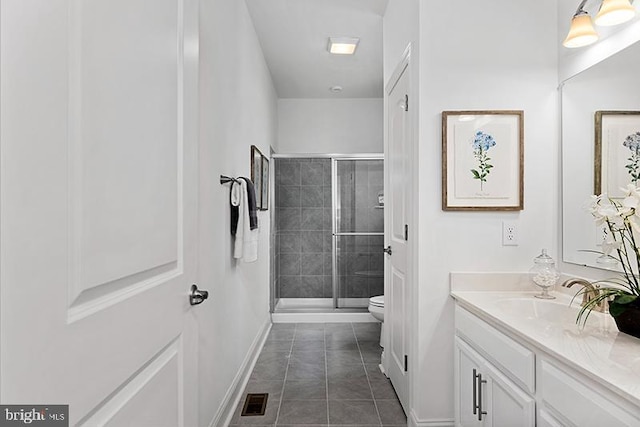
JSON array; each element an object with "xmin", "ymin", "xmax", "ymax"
[
  {"xmin": 1, "ymin": 1, "xmax": 200, "ymax": 425},
  {"xmin": 384, "ymin": 54, "xmax": 412, "ymax": 413}
]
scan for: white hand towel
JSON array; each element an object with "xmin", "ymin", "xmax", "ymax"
[{"xmin": 232, "ymin": 180, "xmax": 258, "ymax": 262}]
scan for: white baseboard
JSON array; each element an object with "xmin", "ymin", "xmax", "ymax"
[
  {"xmin": 409, "ymin": 411, "xmax": 454, "ymax": 427},
  {"xmin": 209, "ymin": 316, "xmax": 272, "ymax": 427}
]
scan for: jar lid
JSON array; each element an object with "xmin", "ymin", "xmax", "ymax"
[{"xmin": 534, "ymin": 249, "xmax": 555, "ymax": 264}]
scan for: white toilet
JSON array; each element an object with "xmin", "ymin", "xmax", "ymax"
[{"xmin": 368, "ymin": 295, "xmax": 385, "ymax": 347}]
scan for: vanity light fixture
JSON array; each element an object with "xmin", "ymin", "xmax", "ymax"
[
  {"xmin": 327, "ymin": 37, "xmax": 360, "ymax": 55},
  {"xmin": 564, "ymin": 0, "xmax": 636, "ymax": 48},
  {"xmin": 563, "ymin": 1, "xmax": 600, "ymax": 48},
  {"xmin": 595, "ymin": 0, "xmax": 636, "ymax": 26}
]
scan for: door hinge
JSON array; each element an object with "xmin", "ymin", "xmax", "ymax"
[
  {"xmin": 404, "ymin": 94, "xmax": 409, "ymax": 112},
  {"xmin": 404, "ymin": 355, "xmax": 408, "ymax": 372},
  {"xmin": 404, "ymin": 224, "xmax": 408, "ymax": 241}
]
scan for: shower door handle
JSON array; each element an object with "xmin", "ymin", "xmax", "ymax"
[{"xmin": 383, "ymin": 246, "xmax": 392, "ymax": 256}]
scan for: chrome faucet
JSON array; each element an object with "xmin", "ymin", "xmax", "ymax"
[{"xmin": 561, "ymin": 278, "xmax": 607, "ymax": 313}]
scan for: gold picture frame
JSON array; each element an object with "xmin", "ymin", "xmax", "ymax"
[
  {"xmin": 442, "ymin": 110, "xmax": 524, "ymax": 211},
  {"xmin": 594, "ymin": 111, "xmax": 640, "ymax": 198}
]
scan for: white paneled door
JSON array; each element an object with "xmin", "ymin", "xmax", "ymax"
[
  {"xmin": 384, "ymin": 50, "xmax": 412, "ymax": 414},
  {"xmin": 1, "ymin": 1, "xmax": 200, "ymax": 425}
]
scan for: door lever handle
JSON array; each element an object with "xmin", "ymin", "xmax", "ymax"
[
  {"xmin": 383, "ymin": 246, "xmax": 392, "ymax": 256},
  {"xmin": 189, "ymin": 284, "xmax": 209, "ymax": 306}
]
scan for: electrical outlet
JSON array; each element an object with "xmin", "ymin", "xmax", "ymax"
[{"xmin": 502, "ymin": 221, "xmax": 518, "ymax": 246}]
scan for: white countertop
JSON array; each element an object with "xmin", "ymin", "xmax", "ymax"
[{"xmin": 450, "ymin": 273, "xmax": 640, "ymax": 408}]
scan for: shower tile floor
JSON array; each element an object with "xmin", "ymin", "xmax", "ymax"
[{"xmin": 229, "ymin": 322, "xmax": 407, "ymax": 427}]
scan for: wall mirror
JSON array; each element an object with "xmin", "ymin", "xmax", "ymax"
[{"xmin": 562, "ymin": 41, "xmax": 640, "ymax": 270}]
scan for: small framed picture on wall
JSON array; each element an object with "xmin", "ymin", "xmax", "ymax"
[
  {"xmin": 261, "ymin": 156, "xmax": 269, "ymax": 210},
  {"xmin": 251, "ymin": 145, "xmax": 263, "ymax": 208}
]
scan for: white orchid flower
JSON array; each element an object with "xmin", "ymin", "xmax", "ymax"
[
  {"xmin": 596, "ymin": 202, "xmax": 625, "ymax": 228},
  {"xmin": 602, "ymin": 235, "xmax": 623, "ymax": 256},
  {"xmin": 623, "ymin": 194, "xmax": 640, "ymax": 211},
  {"xmin": 588, "ymin": 194, "xmax": 602, "ymax": 215},
  {"xmin": 629, "ymin": 215, "xmax": 640, "ymax": 233},
  {"xmin": 622, "ymin": 184, "xmax": 640, "ymax": 200}
]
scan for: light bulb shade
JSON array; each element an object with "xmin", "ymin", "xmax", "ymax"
[
  {"xmin": 563, "ymin": 13, "xmax": 599, "ymax": 48},
  {"xmin": 595, "ymin": 0, "xmax": 636, "ymax": 26}
]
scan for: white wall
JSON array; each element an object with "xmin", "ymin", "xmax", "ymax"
[
  {"xmin": 277, "ymin": 98, "xmax": 383, "ymax": 154},
  {"xmin": 383, "ymin": 0, "xmax": 418, "ymax": 82},
  {"xmin": 198, "ymin": 0, "xmax": 277, "ymax": 424},
  {"xmin": 385, "ymin": 0, "xmax": 559, "ymax": 424}
]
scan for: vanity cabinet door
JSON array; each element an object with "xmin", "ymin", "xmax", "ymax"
[
  {"xmin": 455, "ymin": 337, "xmax": 535, "ymax": 427},
  {"xmin": 455, "ymin": 338, "xmax": 484, "ymax": 426},
  {"xmin": 482, "ymin": 353, "xmax": 535, "ymax": 427}
]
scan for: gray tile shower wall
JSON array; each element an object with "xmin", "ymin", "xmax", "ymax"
[{"xmin": 275, "ymin": 158, "xmax": 332, "ymax": 299}]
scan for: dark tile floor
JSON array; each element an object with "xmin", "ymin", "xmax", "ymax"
[{"xmin": 229, "ymin": 322, "xmax": 407, "ymax": 427}]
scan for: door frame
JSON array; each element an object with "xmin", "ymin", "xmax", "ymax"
[{"xmin": 383, "ymin": 42, "xmax": 417, "ymax": 420}]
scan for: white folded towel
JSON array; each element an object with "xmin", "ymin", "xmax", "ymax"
[{"xmin": 231, "ymin": 180, "xmax": 258, "ymax": 262}]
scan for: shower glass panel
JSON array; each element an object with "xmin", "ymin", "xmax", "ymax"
[
  {"xmin": 334, "ymin": 159, "xmax": 384, "ymax": 308},
  {"xmin": 272, "ymin": 158, "xmax": 332, "ymax": 311}
]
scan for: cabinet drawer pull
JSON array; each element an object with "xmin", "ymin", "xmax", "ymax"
[
  {"xmin": 477, "ymin": 372, "xmax": 488, "ymax": 421},
  {"xmin": 472, "ymin": 368, "xmax": 478, "ymax": 415}
]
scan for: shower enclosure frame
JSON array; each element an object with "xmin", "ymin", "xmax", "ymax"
[{"xmin": 271, "ymin": 153, "xmax": 384, "ymax": 311}]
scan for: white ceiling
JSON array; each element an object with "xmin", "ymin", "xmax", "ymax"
[{"xmin": 245, "ymin": 0, "xmax": 388, "ymax": 99}]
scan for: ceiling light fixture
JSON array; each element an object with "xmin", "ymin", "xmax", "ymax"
[
  {"xmin": 330, "ymin": 86, "xmax": 343, "ymax": 93},
  {"xmin": 327, "ymin": 37, "xmax": 360, "ymax": 55},
  {"xmin": 563, "ymin": 0, "xmax": 636, "ymax": 48}
]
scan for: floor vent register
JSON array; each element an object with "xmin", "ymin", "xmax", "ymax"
[{"xmin": 241, "ymin": 393, "xmax": 268, "ymax": 416}]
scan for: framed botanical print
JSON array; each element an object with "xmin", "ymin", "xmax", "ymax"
[
  {"xmin": 594, "ymin": 111, "xmax": 640, "ymax": 198},
  {"xmin": 442, "ymin": 110, "xmax": 524, "ymax": 211}
]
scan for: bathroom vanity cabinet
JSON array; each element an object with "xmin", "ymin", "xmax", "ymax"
[
  {"xmin": 454, "ymin": 303, "xmax": 640, "ymax": 427},
  {"xmin": 455, "ymin": 306, "xmax": 535, "ymax": 426},
  {"xmin": 455, "ymin": 338, "xmax": 535, "ymax": 426}
]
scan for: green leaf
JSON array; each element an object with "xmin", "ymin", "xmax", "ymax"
[
  {"xmin": 471, "ymin": 169, "xmax": 480, "ymax": 179},
  {"xmin": 614, "ymin": 294, "xmax": 637, "ymax": 305},
  {"xmin": 609, "ymin": 301, "xmax": 628, "ymax": 317}
]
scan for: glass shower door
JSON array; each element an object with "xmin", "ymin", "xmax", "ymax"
[{"xmin": 333, "ymin": 158, "xmax": 384, "ymax": 308}]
